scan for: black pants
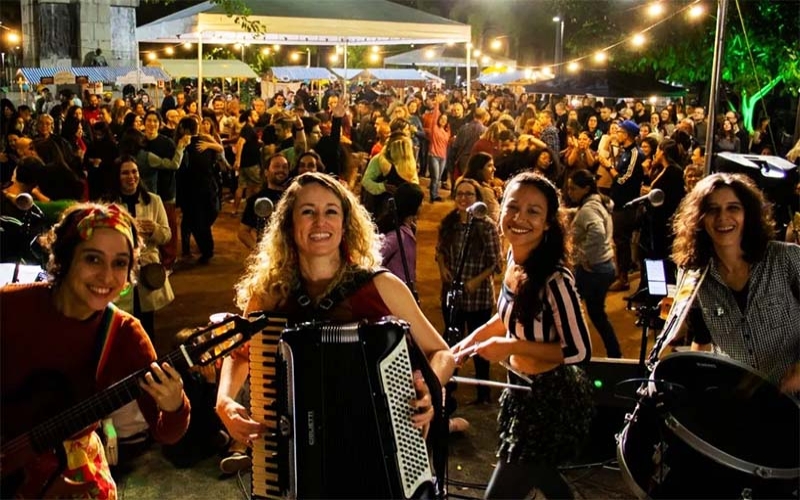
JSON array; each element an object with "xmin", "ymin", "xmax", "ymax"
[
  {"xmin": 182, "ymin": 204, "xmax": 216, "ymax": 259},
  {"xmin": 612, "ymin": 209, "xmax": 638, "ymax": 278},
  {"xmin": 442, "ymin": 306, "xmax": 492, "ymax": 410},
  {"xmin": 485, "ymin": 460, "xmax": 572, "ymax": 499}
]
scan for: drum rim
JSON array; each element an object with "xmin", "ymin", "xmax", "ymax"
[
  {"xmin": 616, "ymin": 422, "xmax": 652, "ymax": 500},
  {"xmin": 664, "ymin": 414, "xmax": 800, "ymax": 479},
  {"xmin": 652, "ymin": 351, "xmax": 800, "ymax": 477}
]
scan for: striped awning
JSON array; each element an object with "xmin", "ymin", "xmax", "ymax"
[{"xmin": 16, "ymin": 66, "xmax": 171, "ymax": 84}]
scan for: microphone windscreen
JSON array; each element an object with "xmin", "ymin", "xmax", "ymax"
[
  {"xmin": 467, "ymin": 201, "xmax": 488, "ymax": 220},
  {"xmin": 649, "ymin": 188, "xmax": 665, "ymax": 207},
  {"xmin": 14, "ymin": 193, "xmax": 34, "ymax": 211},
  {"xmin": 254, "ymin": 197, "xmax": 274, "ymax": 219}
]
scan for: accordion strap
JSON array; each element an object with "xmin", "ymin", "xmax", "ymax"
[{"xmin": 295, "ymin": 268, "xmax": 387, "ymax": 318}]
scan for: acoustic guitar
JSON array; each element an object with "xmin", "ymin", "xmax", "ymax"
[{"xmin": 0, "ymin": 313, "xmax": 273, "ymax": 499}]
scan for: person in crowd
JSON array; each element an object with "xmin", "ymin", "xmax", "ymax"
[
  {"xmin": 606, "ymin": 120, "xmax": 645, "ymax": 292},
  {"xmin": 104, "ymin": 156, "xmax": 173, "ymax": 338},
  {"xmin": 215, "ymin": 172, "xmax": 454, "ymax": 477},
  {"xmin": 175, "ymin": 116, "xmax": 219, "ymax": 265},
  {"xmin": 84, "ymin": 122, "xmax": 119, "ymax": 200},
  {"xmin": 0, "ymin": 203, "xmax": 189, "ymax": 499},
  {"xmin": 460, "ymin": 152, "xmax": 502, "ymax": 222},
  {"xmin": 425, "ymin": 105, "xmax": 451, "ymax": 203},
  {"xmin": 437, "ymin": 177, "xmax": 502, "ymax": 405},
  {"xmin": 683, "ymin": 163, "xmax": 703, "ymax": 195},
  {"xmin": 566, "ymin": 169, "xmax": 621, "ymax": 358},
  {"xmin": 232, "ymin": 109, "xmax": 263, "ymax": 216},
  {"xmin": 638, "ymin": 138, "xmax": 686, "ymax": 282},
  {"xmin": 238, "ymin": 153, "xmax": 289, "ymax": 251},
  {"xmin": 715, "ymin": 119, "xmax": 741, "ymax": 154},
  {"xmin": 292, "ymin": 150, "xmax": 325, "ymax": 177},
  {"xmin": 379, "ymin": 182, "xmax": 424, "ymax": 289},
  {"xmin": 452, "ymin": 172, "xmax": 593, "ymax": 499},
  {"xmin": 530, "ymin": 147, "xmax": 561, "ymax": 187},
  {"xmin": 671, "ymin": 173, "xmax": 799, "ymax": 393},
  {"xmin": 564, "ymin": 131, "xmax": 598, "ymax": 179},
  {"xmin": 361, "ymin": 129, "xmax": 419, "ymax": 218}
]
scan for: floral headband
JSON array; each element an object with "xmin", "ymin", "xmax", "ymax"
[{"xmin": 74, "ymin": 204, "xmax": 136, "ymax": 249}]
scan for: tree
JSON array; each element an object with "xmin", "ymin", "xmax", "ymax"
[{"xmin": 551, "ymin": 0, "xmax": 799, "ymax": 134}]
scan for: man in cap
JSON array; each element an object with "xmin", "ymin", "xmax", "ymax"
[{"xmin": 605, "ymin": 120, "xmax": 645, "ymax": 291}]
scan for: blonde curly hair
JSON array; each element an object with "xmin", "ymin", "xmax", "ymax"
[{"xmin": 235, "ymin": 172, "xmax": 383, "ymax": 311}]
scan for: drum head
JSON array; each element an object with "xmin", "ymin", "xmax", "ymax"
[{"xmin": 652, "ymin": 352, "xmax": 800, "ymax": 470}]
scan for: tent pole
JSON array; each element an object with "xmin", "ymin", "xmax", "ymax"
[
  {"xmin": 197, "ymin": 33, "xmax": 203, "ymax": 107},
  {"xmin": 704, "ymin": 0, "xmax": 728, "ymax": 177},
  {"xmin": 343, "ymin": 40, "xmax": 349, "ymax": 97},
  {"xmin": 466, "ymin": 42, "xmax": 471, "ymax": 99}
]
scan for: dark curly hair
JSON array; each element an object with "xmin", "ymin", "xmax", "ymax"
[
  {"xmin": 671, "ymin": 173, "xmax": 775, "ymax": 270},
  {"xmin": 503, "ymin": 171, "xmax": 571, "ymax": 325}
]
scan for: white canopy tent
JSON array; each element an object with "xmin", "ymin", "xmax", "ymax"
[
  {"xmin": 136, "ymin": 0, "xmax": 472, "ymax": 98},
  {"xmin": 153, "ymin": 59, "xmax": 258, "ymax": 79},
  {"xmin": 385, "ymin": 45, "xmax": 515, "ymax": 69}
]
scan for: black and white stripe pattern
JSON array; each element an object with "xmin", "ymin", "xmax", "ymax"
[{"xmin": 498, "ymin": 259, "xmax": 592, "ymax": 365}]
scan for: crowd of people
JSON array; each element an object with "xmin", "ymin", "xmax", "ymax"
[{"xmin": 1, "ymin": 81, "xmax": 799, "ymax": 499}]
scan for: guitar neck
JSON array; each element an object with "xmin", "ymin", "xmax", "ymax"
[{"xmin": 27, "ymin": 348, "xmax": 189, "ymax": 453}]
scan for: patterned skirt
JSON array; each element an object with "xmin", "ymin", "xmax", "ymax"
[{"xmin": 496, "ymin": 365, "xmax": 594, "ymax": 464}]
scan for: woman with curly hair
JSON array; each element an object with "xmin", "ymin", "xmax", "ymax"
[
  {"xmin": 671, "ymin": 173, "xmax": 800, "ymax": 392},
  {"xmin": 452, "ymin": 172, "xmax": 593, "ymax": 499},
  {"xmin": 215, "ymin": 172, "xmax": 454, "ymax": 475}
]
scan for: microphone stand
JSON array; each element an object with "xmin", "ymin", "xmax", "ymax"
[
  {"xmin": 12, "ymin": 208, "xmax": 35, "ymax": 284},
  {"xmin": 445, "ymin": 212, "xmax": 478, "ymax": 346},
  {"xmin": 388, "ymin": 197, "xmax": 419, "ymax": 304}
]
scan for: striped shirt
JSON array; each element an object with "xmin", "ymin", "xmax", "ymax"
[
  {"xmin": 498, "ymin": 256, "xmax": 592, "ymax": 365},
  {"xmin": 688, "ymin": 241, "xmax": 800, "ymax": 384}
]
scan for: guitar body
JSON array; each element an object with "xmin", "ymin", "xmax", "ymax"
[{"xmin": 1, "ymin": 371, "xmax": 75, "ymax": 499}]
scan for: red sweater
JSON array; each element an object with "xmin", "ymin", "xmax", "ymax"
[{"xmin": 0, "ymin": 283, "xmax": 190, "ymax": 444}]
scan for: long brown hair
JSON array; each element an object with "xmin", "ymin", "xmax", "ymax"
[{"xmin": 671, "ymin": 173, "xmax": 775, "ymax": 269}]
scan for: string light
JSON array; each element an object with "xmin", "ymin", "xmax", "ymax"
[
  {"xmin": 689, "ymin": 4, "xmax": 705, "ymax": 18},
  {"xmin": 593, "ymin": 51, "xmax": 607, "ymax": 62},
  {"xmin": 632, "ymin": 33, "xmax": 647, "ymax": 47},
  {"xmin": 567, "ymin": 61, "xmax": 580, "ymax": 72},
  {"xmin": 165, "ymin": 47, "xmax": 174, "ymax": 55},
  {"xmin": 647, "ymin": 2, "xmax": 665, "ymax": 17},
  {"xmin": 370, "ymin": 45, "xmax": 380, "ymax": 53}
]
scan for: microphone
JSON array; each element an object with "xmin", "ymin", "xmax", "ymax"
[
  {"xmin": 14, "ymin": 193, "xmax": 44, "ymax": 218},
  {"xmin": 623, "ymin": 189, "xmax": 664, "ymax": 209},
  {"xmin": 466, "ymin": 201, "xmax": 488, "ymax": 219},
  {"xmin": 253, "ymin": 197, "xmax": 274, "ymax": 219}
]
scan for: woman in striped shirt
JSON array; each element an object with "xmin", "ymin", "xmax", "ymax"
[{"xmin": 453, "ymin": 171, "xmax": 593, "ymax": 499}]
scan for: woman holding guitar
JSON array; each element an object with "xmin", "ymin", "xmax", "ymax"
[{"xmin": 0, "ymin": 203, "xmax": 189, "ymax": 499}]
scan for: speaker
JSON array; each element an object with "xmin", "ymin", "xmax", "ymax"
[
  {"xmin": 713, "ymin": 152, "xmax": 800, "ymax": 228},
  {"xmin": 576, "ymin": 358, "xmax": 642, "ymax": 463}
]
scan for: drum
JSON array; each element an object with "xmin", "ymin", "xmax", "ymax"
[{"xmin": 617, "ymin": 352, "xmax": 800, "ymax": 499}]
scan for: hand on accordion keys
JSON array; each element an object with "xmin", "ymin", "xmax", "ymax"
[
  {"xmin": 215, "ymin": 395, "xmax": 265, "ymax": 444},
  {"xmin": 409, "ymin": 370, "xmax": 434, "ymax": 433}
]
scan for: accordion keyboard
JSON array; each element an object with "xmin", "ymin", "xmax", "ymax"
[{"xmin": 249, "ymin": 315, "xmax": 287, "ymax": 500}]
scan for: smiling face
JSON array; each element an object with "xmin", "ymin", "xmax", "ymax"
[
  {"xmin": 292, "ymin": 182, "xmax": 344, "ymax": 260},
  {"xmin": 59, "ymin": 228, "xmax": 131, "ymax": 320},
  {"xmin": 119, "ymin": 160, "xmax": 139, "ymax": 195},
  {"xmin": 453, "ymin": 180, "xmax": 478, "ymax": 213},
  {"xmin": 500, "ymin": 182, "xmax": 550, "ymax": 257},
  {"xmin": 703, "ymin": 187, "xmax": 745, "ymax": 253}
]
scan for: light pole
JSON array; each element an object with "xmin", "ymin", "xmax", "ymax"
[{"xmin": 553, "ymin": 15, "xmax": 564, "ymax": 77}]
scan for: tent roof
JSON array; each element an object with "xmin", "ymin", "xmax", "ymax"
[
  {"xmin": 477, "ymin": 69, "xmax": 554, "ymax": 86},
  {"xmin": 136, "ymin": 0, "xmax": 470, "ymax": 45},
  {"xmin": 267, "ymin": 66, "xmax": 338, "ymax": 82},
  {"xmin": 384, "ymin": 45, "xmax": 515, "ymax": 68},
  {"xmin": 153, "ymin": 59, "xmax": 258, "ymax": 79},
  {"xmin": 524, "ymin": 69, "xmax": 686, "ymax": 98},
  {"xmin": 17, "ymin": 66, "xmax": 170, "ymax": 84},
  {"xmin": 329, "ymin": 68, "xmax": 443, "ymax": 82}
]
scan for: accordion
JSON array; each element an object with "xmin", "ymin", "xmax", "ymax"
[{"xmin": 250, "ymin": 316, "xmax": 444, "ymax": 499}]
